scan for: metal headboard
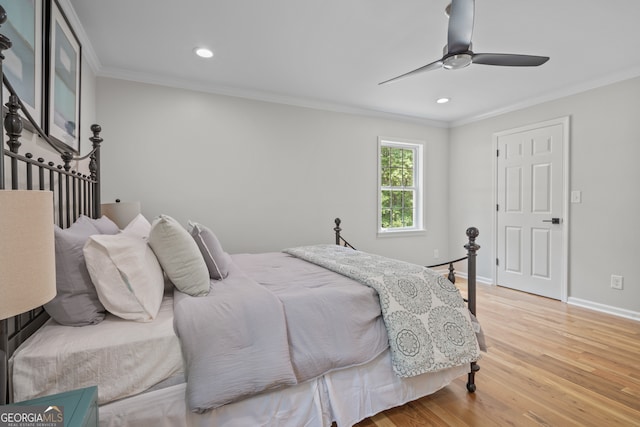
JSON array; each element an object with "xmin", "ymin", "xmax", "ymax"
[{"xmin": 0, "ymin": 6, "xmax": 103, "ymax": 403}]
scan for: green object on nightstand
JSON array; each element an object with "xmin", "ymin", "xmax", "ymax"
[{"xmin": 14, "ymin": 386, "xmax": 98, "ymax": 427}]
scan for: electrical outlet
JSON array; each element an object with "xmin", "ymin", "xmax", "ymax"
[
  {"xmin": 434, "ymin": 249, "xmax": 439, "ymax": 259},
  {"xmin": 610, "ymin": 275, "xmax": 624, "ymax": 290}
]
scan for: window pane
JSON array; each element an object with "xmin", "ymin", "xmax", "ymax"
[
  {"xmin": 402, "ymin": 168, "xmax": 413, "ymax": 186},
  {"xmin": 403, "ymin": 209, "xmax": 414, "ymax": 227},
  {"xmin": 381, "ymin": 146, "xmax": 390, "ymax": 166},
  {"xmin": 391, "ymin": 148, "xmax": 403, "ymax": 167},
  {"xmin": 381, "ymin": 168, "xmax": 390, "ymax": 186},
  {"xmin": 381, "ymin": 190, "xmax": 391, "ymax": 208},
  {"xmin": 390, "ymin": 167, "xmax": 402, "ymax": 186},
  {"xmin": 391, "ymin": 191, "xmax": 403, "ymax": 208},
  {"xmin": 381, "ymin": 209, "xmax": 391, "ymax": 228},
  {"xmin": 392, "ymin": 209, "xmax": 403, "ymax": 227},
  {"xmin": 405, "ymin": 191, "xmax": 414, "ymax": 209},
  {"xmin": 404, "ymin": 149, "xmax": 413, "ymax": 165}
]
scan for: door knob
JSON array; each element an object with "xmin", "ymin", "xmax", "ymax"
[{"xmin": 542, "ymin": 218, "xmax": 561, "ymax": 224}]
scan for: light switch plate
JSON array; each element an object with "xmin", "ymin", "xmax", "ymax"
[{"xmin": 571, "ymin": 190, "xmax": 582, "ymax": 203}]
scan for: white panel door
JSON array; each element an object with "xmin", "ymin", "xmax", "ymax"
[{"xmin": 496, "ymin": 120, "xmax": 566, "ymax": 300}]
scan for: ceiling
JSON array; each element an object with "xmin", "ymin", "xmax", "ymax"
[{"xmin": 68, "ymin": 0, "xmax": 640, "ymax": 126}]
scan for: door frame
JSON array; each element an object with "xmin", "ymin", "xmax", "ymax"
[{"xmin": 492, "ymin": 116, "xmax": 571, "ymax": 302}]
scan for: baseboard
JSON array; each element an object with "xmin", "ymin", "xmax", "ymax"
[
  {"xmin": 567, "ymin": 297, "xmax": 640, "ymax": 322},
  {"xmin": 454, "ymin": 272, "xmax": 493, "ymax": 285},
  {"xmin": 431, "ymin": 268, "xmax": 493, "ymax": 286},
  {"xmin": 438, "ymin": 271, "xmax": 640, "ymax": 321}
]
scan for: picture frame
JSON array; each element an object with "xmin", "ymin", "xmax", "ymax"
[
  {"xmin": 2, "ymin": 0, "xmax": 44, "ymax": 132},
  {"xmin": 46, "ymin": 0, "xmax": 81, "ymax": 154}
]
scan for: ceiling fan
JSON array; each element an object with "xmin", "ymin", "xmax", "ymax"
[{"xmin": 379, "ymin": 0, "xmax": 549, "ymax": 85}]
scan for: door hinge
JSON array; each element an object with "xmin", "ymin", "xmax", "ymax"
[
  {"xmin": 496, "ymin": 149, "xmax": 500, "ymax": 157},
  {"xmin": 496, "ymin": 204, "xmax": 499, "ymax": 211},
  {"xmin": 496, "ymin": 258, "xmax": 499, "ymax": 266}
]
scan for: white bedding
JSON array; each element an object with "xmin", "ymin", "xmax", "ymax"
[
  {"xmin": 10, "ymin": 292, "xmax": 183, "ymax": 405},
  {"xmin": 99, "ymin": 349, "xmax": 469, "ymax": 427}
]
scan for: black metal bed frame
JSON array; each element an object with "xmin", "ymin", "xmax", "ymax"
[
  {"xmin": 0, "ymin": 7, "xmax": 103, "ymax": 403},
  {"xmin": 333, "ymin": 218, "xmax": 481, "ymax": 392}
]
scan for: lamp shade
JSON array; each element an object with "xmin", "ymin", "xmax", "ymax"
[
  {"xmin": 0, "ymin": 190, "xmax": 56, "ymax": 320},
  {"xmin": 101, "ymin": 200, "xmax": 141, "ymax": 229}
]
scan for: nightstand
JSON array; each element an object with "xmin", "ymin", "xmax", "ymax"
[{"xmin": 13, "ymin": 386, "xmax": 98, "ymax": 427}]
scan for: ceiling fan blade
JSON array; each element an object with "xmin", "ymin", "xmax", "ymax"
[
  {"xmin": 447, "ymin": 0, "xmax": 475, "ymax": 53},
  {"xmin": 472, "ymin": 53, "xmax": 550, "ymax": 67},
  {"xmin": 378, "ymin": 60, "xmax": 443, "ymax": 85}
]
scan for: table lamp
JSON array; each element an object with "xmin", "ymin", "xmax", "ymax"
[
  {"xmin": 0, "ymin": 190, "xmax": 56, "ymax": 404},
  {"xmin": 0, "ymin": 190, "xmax": 56, "ymax": 320},
  {"xmin": 101, "ymin": 199, "xmax": 141, "ymax": 229}
]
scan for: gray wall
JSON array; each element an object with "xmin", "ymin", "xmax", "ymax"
[
  {"xmin": 96, "ymin": 77, "xmax": 454, "ymax": 265},
  {"xmin": 449, "ymin": 76, "xmax": 640, "ymax": 315},
  {"xmin": 14, "ymin": 64, "xmax": 639, "ymax": 317}
]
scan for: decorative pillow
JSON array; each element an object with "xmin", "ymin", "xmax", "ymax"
[
  {"xmin": 189, "ymin": 222, "xmax": 231, "ymax": 280},
  {"xmin": 83, "ymin": 232, "xmax": 164, "ymax": 321},
  {"xmin": 44, "ymin": 218, "xmax": 106, "ymax": 326},
  {"xmin": 148, "ymin": 215, "xmax": 210, "ymax": 297},
  {"xmin": 74, "ymin": 214, "xmax": 100, "ymax": 230},
  {"xmin": 123, "ymin": 214, "xmax": 152, "ymax": 239},
  {"xmin": 90, "ymin": 215, "xmax": 120, "ymax": 235},
  {"xmin": 125, "ymin": 214, "xmax": 175, "ymax": 292}
]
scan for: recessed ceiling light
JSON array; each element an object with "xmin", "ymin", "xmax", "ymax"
[
  {"xmin": 194, "ymin": 47, "xmax": 214, "ymax": 59},
  {"xmin": 436, "ymin": 97, "xmax": 450, "ymax": 104}
]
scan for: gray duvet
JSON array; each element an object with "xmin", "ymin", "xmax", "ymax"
[{"xmin": 173, "ymin": 252, "xmax": 388, "ymax": 413}]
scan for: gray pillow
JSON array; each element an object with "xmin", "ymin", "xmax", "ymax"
[
  {"xmin": 189, "ymin": 222, "xmax": 231, "ymax": 280},
  {"xmin": 148, "ymin": 215, "xmax": 210, "ymax": 297},
  {"xmin": 91, "ymin": 215, "xmax": 120, "ymax": 234},
  {"xmin": 44, "ymin": 217, "xmax": 106, "ymax": 326}
]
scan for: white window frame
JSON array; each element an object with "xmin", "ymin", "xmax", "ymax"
[{"xmin": 377, "ymin": 137, "xmax": 424, "ymax": 236}]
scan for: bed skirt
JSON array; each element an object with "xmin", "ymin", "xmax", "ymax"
[{"xmin": 99, "ymin": 350, "xmax": 469, "ymax": 427}]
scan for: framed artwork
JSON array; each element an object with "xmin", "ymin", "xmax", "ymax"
[
  {"xmin": 47, "ymin": 0, "xmax": 81, "ymax": 154},
  {"xmin": 2, "ymin": 0, "xmax": 44, "ymax": 131}
]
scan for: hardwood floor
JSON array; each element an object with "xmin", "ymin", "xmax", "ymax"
[{"xmin": 355, "ymin": 283, "xmax": 640, "ymax": 426}]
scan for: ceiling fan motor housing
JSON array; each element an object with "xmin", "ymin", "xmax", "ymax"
[
  {"xmin": 442, "ymin": 43, "xmax": 473, "ymax": 70},
  {"xmin": 443, "ymin": 53, "xmax": 473, "ymax": 69}
]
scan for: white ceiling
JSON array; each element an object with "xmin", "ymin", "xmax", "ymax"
[{"xmin": 68, "ymin": 0, "xmax": 640, "ymax": 126}]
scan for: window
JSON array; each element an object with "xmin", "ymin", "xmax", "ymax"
[{"xmin": 378, "ymin": 138, "xmax": 423, "ymax": 234}]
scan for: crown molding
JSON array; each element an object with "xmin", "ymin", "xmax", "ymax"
[
  {"xmin": 451, "ymin": 65, "xmax": 640, "ymax": 127},
  {"xmin": 96, "ymin": 62, "xmax": 640, "ymax": 130},
  {"xmin": 97, "ymin": 67, "xmax": 450, "ymax": 128}
]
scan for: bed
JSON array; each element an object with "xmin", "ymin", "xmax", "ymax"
[{"xmin": 0, "ymin": 8, "xmax": 482, "ymax": 426}]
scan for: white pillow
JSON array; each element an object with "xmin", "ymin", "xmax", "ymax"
[
  {"xmin": 83, "ymin": 232, "xmax": 164, "ymax": 321},
  {"xmin": 124, "ymin": 213, "xmax": 152, "ymax": 239},
  {"xmin": 148, "ymin": 215, "xmax": 210, "ymax": 297}
]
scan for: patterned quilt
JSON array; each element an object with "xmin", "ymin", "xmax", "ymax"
[{"xmin": 284, "ymin": 244, "xmax": 481, "ymax": 377}]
